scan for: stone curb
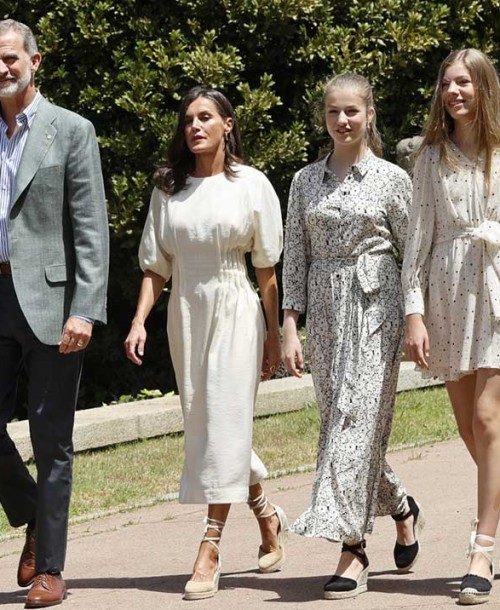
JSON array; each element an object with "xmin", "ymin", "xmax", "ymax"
[{"xmin": 8, "ymin": 361, "xmax": 441, "ymax": 461}]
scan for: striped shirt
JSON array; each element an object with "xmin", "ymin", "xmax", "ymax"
[{"xmin": 0, "ymin": 91, "xmax": 41, "ymax": 263}]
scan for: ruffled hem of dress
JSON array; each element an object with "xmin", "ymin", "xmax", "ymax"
[{"xmin": 418, "ymin": 363, "xmax": 500, "ymax": 382}]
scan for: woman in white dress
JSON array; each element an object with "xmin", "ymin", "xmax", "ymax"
[
  {"xmin": 281, "ymin": 73, "xmax": 423, "ymax": 600},
  {"xmin": 403, "ymin": 49, "xmax": 500, "ymax": 605},
  {"xmin": 124, "ymin": 86, "xmax": 287, "ymax": 600}
]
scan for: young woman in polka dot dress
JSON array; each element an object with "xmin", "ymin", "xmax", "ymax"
[{"xmin": 403, "ymin": 49, "xmax": 500, "ymax": 605}]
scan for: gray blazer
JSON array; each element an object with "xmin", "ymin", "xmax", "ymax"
[{"xmin": 8, "ymin": 96, "xmax": 109, "ymax": 345}]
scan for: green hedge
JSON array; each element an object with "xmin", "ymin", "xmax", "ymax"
[{"xmin": 5, "ymin": 0, "xmax": 500, "ymax": 407}]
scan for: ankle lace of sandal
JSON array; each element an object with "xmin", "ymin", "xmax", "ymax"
[
  {"xmin": 248, "ymin": 491, "xmax": 276, "ymax": 519},
  {"xmin": 201, "ymin": 516, "xmax": 225, "ymax": 552},
  {"xmin": 459, "ymin": 519, "xmax": 496, "ymax": 605},
  {"xmin": 466, "ymin": 519, "xmax": 495, "ymax": 564},
  {"xmin": 248, "ymin": 491, "xmax": 288, "ymax": 573}
]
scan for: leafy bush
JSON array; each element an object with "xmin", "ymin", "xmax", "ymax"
[{"xmin": 4, "ymin": 0, "xmax": 499, "ymax": 408}]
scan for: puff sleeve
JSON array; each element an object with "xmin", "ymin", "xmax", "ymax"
[
  {"xmin": 401, "ymin": 146, "xmax": 437, "ymax": 316},
  {"xmin": 138, "ymin": 187, "xmax": 173, "ymax": 281},
  {"xmin": 251, "ymin": 172, "xmax": 283, "ymax": 268}
]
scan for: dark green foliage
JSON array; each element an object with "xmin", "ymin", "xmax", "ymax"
[{"xmin": 3, "ymin": 0, "xmax": 499, "ymax": 408}]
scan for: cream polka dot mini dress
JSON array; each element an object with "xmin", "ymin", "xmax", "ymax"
[{"xmin": 402, "ymin": 144, "xmax": 500, "ymax": 381}]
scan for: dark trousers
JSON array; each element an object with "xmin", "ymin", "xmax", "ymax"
[{"xmin": 0, "ymin": 275, "xmax": 83, "ymax": 573}]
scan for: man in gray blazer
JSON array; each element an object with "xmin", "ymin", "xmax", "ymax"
[{"xmin": 0, "ymin": 19, "xmax": 108, "ymax": 607}]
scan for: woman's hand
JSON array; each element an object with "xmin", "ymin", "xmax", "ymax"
[
  {"xmin": 255, "ymin": 267, "xmax": 280, "ymax": 381},
  {"xmin": 125, "ymin": 271, "xmax": 167, "ymax": 366},
  {"xmin": 405, "ymin": 314, "xmax": 430, "ymax": 369},
  {"xmin": 282, "ymin": 332, "xmax": 304, "ymax": 377},
  {"xmin": 261, "ymin": 333, "xmax": 281, "ymax": 380},
  {"xmin": 282, "ymin": 309, "xmax": 304, "ymax": 377},
  {"xmin": 124, "ymin": 319, "xmax": 147, "ymax": 366}
]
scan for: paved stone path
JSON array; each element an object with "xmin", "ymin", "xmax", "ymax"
[{"xmin": 1, "ymin": 439, "xmax": 499, "ymax": 609}]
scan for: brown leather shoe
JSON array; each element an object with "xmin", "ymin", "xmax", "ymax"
[
  {"xmin": 25, "ymin": 573, "xmax": 67, "ymax": 608},
  {"xmin": 17, "ymin": 524, "xmax": 36, "ymax": 587}
]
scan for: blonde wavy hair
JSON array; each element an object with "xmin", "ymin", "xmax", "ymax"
[
  {"xmin": 420, "ymin": 48, "xmax": 500, "ymax": 188},
  {"xmin": 322, "ymin": 73, "xmax": 383, "ymax": 157}
]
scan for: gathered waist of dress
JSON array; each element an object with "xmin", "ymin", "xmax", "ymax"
[
  {"xmin": 180, "ymin": 250, "xmax": 248, "ymax": 272},
  {"xmin": 176, "ymin": 253, "xmax": 252, "ymax": 289}
]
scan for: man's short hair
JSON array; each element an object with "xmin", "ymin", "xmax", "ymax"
[{"xmin": 0, "ymin": 19, "xmax": 38, "ymax": 56}]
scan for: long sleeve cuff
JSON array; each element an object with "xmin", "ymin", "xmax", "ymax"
[
  {"xmin": 282, "ymin": 298, "xmax": 306, "ymax": 314},
  {"xmin": 404, "ymin": 288, "xmax": 425, "ymax": 316}
]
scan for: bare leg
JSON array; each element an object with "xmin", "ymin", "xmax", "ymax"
[
  {"xmin": 468, "ymin": 369, "xmax": 500, "ymax": 579},
  {"xmin": 248, "ymin": 483, "xmax": 280, "ymax": 553},
  {"xmin": 446, "ymin": 374, "xmax": 477, "ymax": 463},
  {"xmin": 189, "ymin": 504, "xmax": 230, "ymax": 583}
]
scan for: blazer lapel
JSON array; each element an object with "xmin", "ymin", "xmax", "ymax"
[{"xmin": 13, "ymin": 97, "xmax": 57, "ymax": 204}]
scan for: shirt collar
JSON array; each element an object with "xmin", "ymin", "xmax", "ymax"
[
  {"xmin": 352, "ymin": 148, "xmax": 375, "ymax": 176},
  {"xmin": 0, "ymin": 90, "xmax": 42, "ymax": 133},
  {"xmin": 18, "ymin": 90, "xmax": 41, "ymax": 128},
  {"xmin": 322, "ymin": 148, "xmax": 376, "ymax": 181}
]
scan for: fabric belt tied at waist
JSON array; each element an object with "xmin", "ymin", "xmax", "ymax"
[
  {"xmin": 311, "ymin": 253, "xmax": 395, "ymax": 296},
  {"xmin": 436, "ymin": 221, "xmax": 500, "ymax": 321}
]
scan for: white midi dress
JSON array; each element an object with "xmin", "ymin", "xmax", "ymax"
[
  {"xmin": 139, "ymin": 165, "xmax": 283, "ymax": 504},
  {"xmin": 283, "ymin": 151, "xmax": 410, "ymax": 542},
  {"xmin": 402, "ymin": 145, "xmax": 500, "ymax": 381}
]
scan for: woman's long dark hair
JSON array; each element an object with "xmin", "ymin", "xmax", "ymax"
[{"xmin": 154, "ymin": 86, "xmax": 244, "ymax": 195}]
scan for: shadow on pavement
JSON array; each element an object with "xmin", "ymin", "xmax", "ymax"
[
  {"xmin": 0, "ymin": 590, "xmax": 27, "ymax": 606},
  {"xmin": 59, "ymin": 571, "xmax": 467, "ymax": 604},
  {"xmin": 368, "ymin": 570, "xmax": 459, "ymax": 597},
  {"xmin": 66, "ymin": 574, "xmax": 188, "ymax": 595}
]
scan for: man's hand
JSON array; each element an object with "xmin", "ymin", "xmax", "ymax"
[{"xmin": 58, "ymin": 317, "xmax": 93, "ymax": 354}]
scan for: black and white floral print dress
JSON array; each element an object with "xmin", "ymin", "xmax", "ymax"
[{"xmin": 283, "ymin": 150, "xmax": 411, "ymax": 542}]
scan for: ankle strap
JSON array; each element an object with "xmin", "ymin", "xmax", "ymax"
[
  {"xmin": 467, "ymin": 519, "xmax": 495, "ymax": 563},
  {"xmin": 248, "ymin": 491, "xmax": 276, "ymax": 519},
  {"xmin": 391, "ymin": 497, "xmax": 414, "ymax": 522},
  {"xmin": 201, "ymin": 517, "xmax": 225, "ymax": 551},
  {"xmin": 341, "ymin": 540, "xmax": 366, "ymax": 561},
  {"xmin": 204, "ymin": 517, "xmax": 225, "ymax": 534}
]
